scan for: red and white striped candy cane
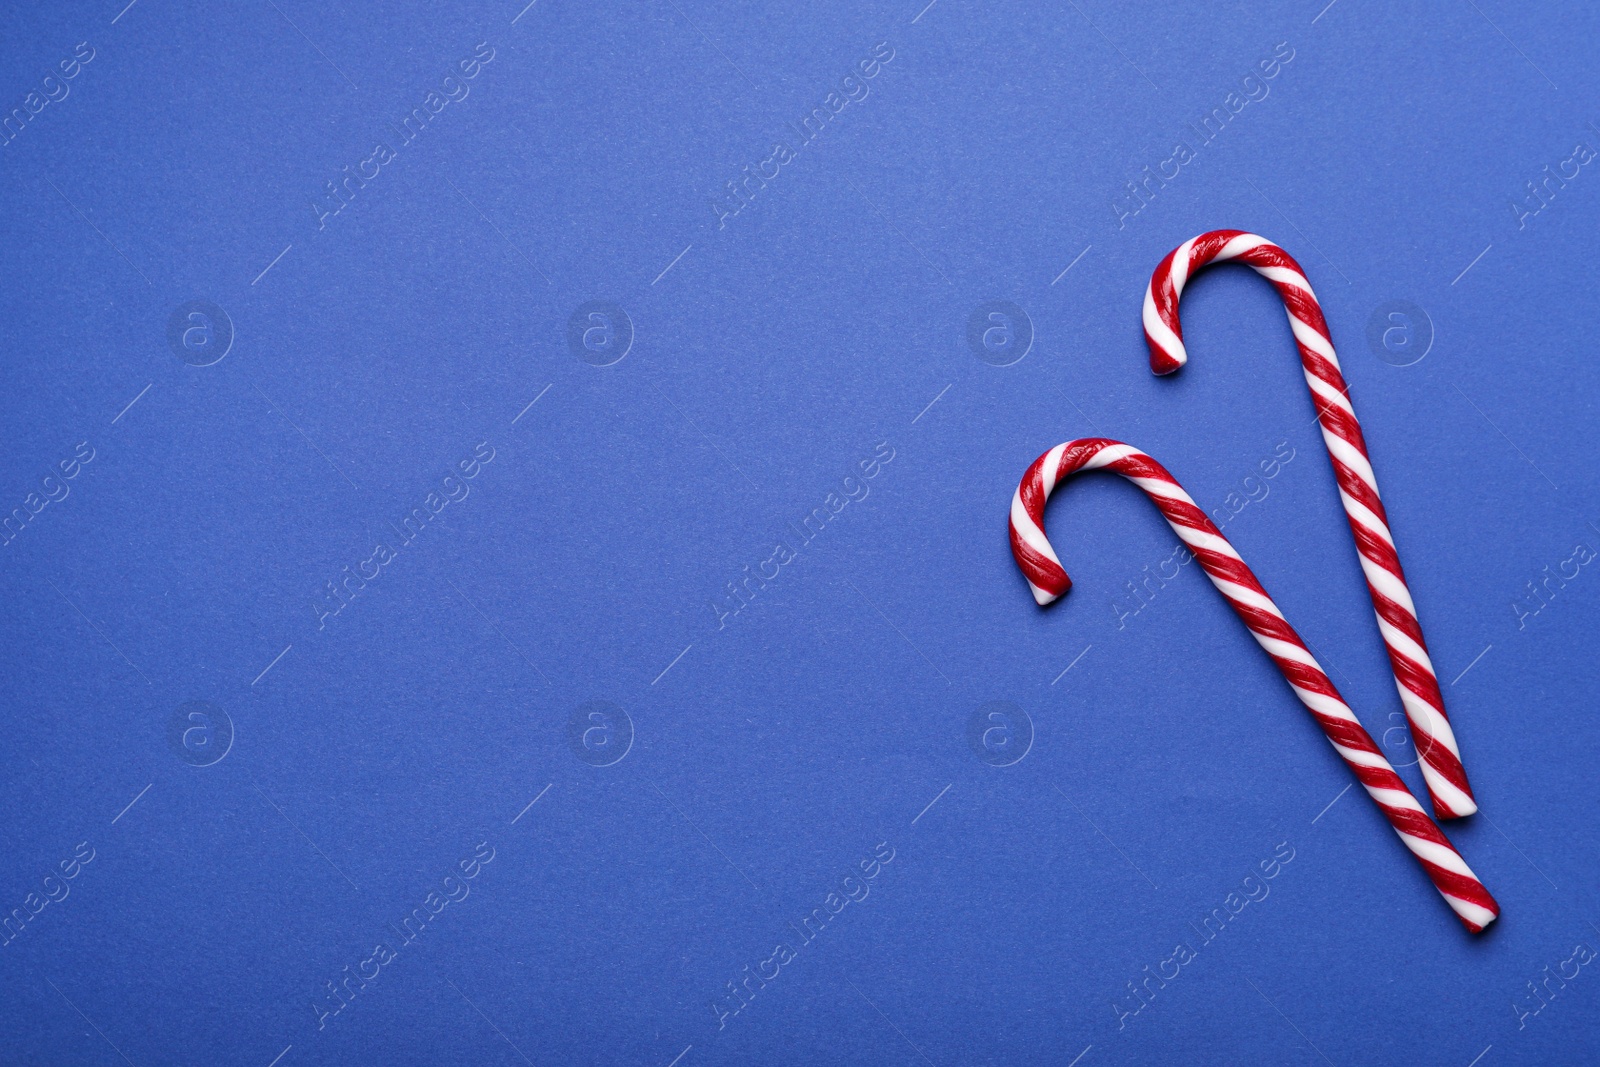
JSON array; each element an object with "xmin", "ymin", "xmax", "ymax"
[
  {"xmin": 1143, "ymin": 230, "xmax": 1477, "ymax": 821},
  {"xmin": 1009, "ymin": 438, "xmax": 1499, "ymax": 932}
]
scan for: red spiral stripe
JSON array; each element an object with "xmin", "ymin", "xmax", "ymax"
[
  {"xmin": 1009, "ymin": 438, "xmax": 1499, "ymax": 932},
  {"xmin": 1143, "ymin": 230, "xmax": 1476, "ymax": 820}
]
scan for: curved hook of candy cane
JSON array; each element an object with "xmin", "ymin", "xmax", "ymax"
[
  {"xmin": 1008, "ymin": 438, "xmax": 1499, "ymax": 933},
  {"xmin": 1141, "ymin": 230, "xmax": 1332, "ymax": 375},
  {"xmin": 1140, "ymin": 230, "xmax": 1478, "ymax": 821}
]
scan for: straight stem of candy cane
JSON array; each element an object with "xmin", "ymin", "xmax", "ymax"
[
  {"xmin": 1009, "ymin": 438, "xmax": 1499, "ymax": 933},
  {"xmin": 1142, "ymin": 230, "xmax": 1477, "ymax": 821}
]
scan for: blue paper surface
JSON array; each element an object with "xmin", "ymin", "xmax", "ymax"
[{"xmin": 2, "ymin": 1, "xmax": 1597, "ymax": 1063}]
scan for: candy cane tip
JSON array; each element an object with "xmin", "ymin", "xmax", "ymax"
[
  {"xmin": 1440, "ymin": 797, "xmax": 1479, "ymax": 819},
  {"xmin": 1449, "ymin": 892, "xmax": 1499, "ymax": 933},
  {"xmin": 1029, "ymin": 578, "xmax": 1069, "ymax": 606},
  {"xmin": 1149, "ymin": 346, "xmax": 1187, "ymax": 375}
]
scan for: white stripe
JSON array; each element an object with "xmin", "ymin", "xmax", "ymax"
[
  {"xmin": 1170, "ymin": 237, "xmax": 1199, "ymax": 290},
  {"xmin": 1288, "ymin": 314, "xmax": 1339, "ymax": 365},
  {"xmin": 1358, "ymin": 555, "xmax": 1420, "ymax": 618},
  {"xmin": 1395, "ymin": 687, "xmax": 1460, "ymax": 757},
  {"xmin": 1254, "ymin": 263, "xmax": 1311, "ymax": 292},
  {"xmin": 1364, "ymin": 783, "xmax": 1427, "ymax": 815},
  {"xmin": 1082, "ymin": 442, "xmax": 1140, "ymax": 469},
  {"xmin": 1009, "ymin": 493, "xmax": 1058, "ymax": 565},
  {"xmin": 1008, "ymin": 492, "xmax": 1053, "ymax": 554},
  {"xmin": 1394, "ymin": 831, "xmax": 1477, "ymax": 879},
  {"xmin": 1039, "ymin": 443, "xmax": 1069, "ymax": 495},
  {"xmin": 1422, "ymin": 771, "xmax": 1477, "ymax": 817},
  {"xmin": 1396, "ymin": 685, "xmax": 1452, "ymax": 736},
  {"xmin": 1252, "ymin": 633, "xmax": 1321, "ymax": 670},
  {"xmin": 1211, "ymin": 578, "xmax": 1284, "ymax": 619},
  {"xmin": 1127, "ymin": 475, "xmax": 1195, "ymax": 507},
  {"xmin": 1322, "ymin": 431, "xmax": 1381, "ymax": 498},
  {"xmin": 1286, "ymin": 683, "xmax": 1361, "ymax": 723},
  {"xmin": 1374, "ymin": 614, "xmax": 1434, "ymax": 674},
  {"xmin": 1332, "ymin": 743, "xmax": 1395, "ymax": 772},
  {"xmin": 1336, "ymin": 488, "xmax": 1396, "ymax": 550},
  {"xmin": 1304, "ymin": 372, "xmax": 1356, "ymax": 418},
  {"xmin": 1171, "ymin": 525, "xmax": 1242, "ymax": 561},
  {"xmin": 1444, "ymin": 897, "xmax": 1497, "ymax": 929},
  {"xmin": 1143, "ymin": 285, "xmax": 1186, "ymax": 366},
  {"xmin": 1217, "ymin": 232, "xmax": 1269, "ymax": 261}
]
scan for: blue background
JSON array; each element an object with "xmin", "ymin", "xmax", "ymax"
[{"xmin": 1, "ymin": 0, "xmax": 1596, "ymax": 1064}]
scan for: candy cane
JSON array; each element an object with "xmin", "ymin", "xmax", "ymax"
[
  {"xmin": 1009, "ymin": 438, "xmax": 1499, "ymax": 932},
  {"xmin": 1143, "ymin": 230, "xmax": 1476, "ymax": 821}
]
